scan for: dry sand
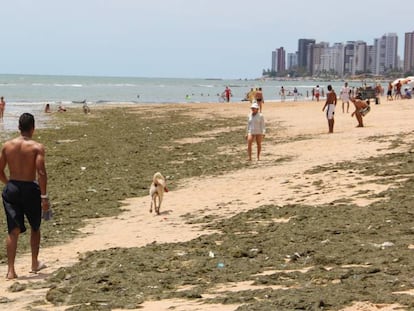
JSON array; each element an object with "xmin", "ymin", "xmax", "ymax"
[{"xmin": 1, "ymin": 97, "xmax": 414, "ymax": 310}]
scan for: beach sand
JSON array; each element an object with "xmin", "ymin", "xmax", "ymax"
[{"xmin": 1, "ymin": 97, "xmax": 414, "ymax": 310}]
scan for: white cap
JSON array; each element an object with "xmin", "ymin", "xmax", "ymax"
[{"xmin": 250, "ymin": 101, "xmax": 259, "ymax": 109}]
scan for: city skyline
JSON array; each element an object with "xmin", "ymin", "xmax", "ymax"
[{"xmin": 270, "ymin": 31, "xmax": 414, "ymax": 77}]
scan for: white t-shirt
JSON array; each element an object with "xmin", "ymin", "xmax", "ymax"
[
  {"xmin": 247, "ymin": 113, "xmax": 265, "ymax": 135},
  {"xmin": 341, "ymin": 86, "xmax": 350, "ymax": 101}
]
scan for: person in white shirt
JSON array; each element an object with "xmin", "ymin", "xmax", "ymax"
[
  {"xmin": 341, "ymin": 82, "xmax": 350, "ymax": 113},
  {"xmin": 246, "ymin": 101, "xmax": 265, "ymax": 161}
]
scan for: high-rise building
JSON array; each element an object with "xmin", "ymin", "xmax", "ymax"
[
  {"xmin": 297, "ymin": 39, "xmax": 315, "ymax": 72},
  {"xmin": 374, "ymin": 33, "xmax": 398, "ymax": 75},
  {"xmin": 271, "ymin": 47, "xmax": 286, "ymax": 73},
  {"xmin": 367, "ymin": 45, "xmax": 376, "ymax": 74},
  {"xmin": 353, "ymin": 41, "xmax": 368, "ymax": 75},
  {"xmin": 404, "ymin": 31, "xmax": 414, "ymax": 73},
  {"xmin": 343, "ymin": 41, "xmax": 355, "ymax": 76},
  {"xmin": 310, "ymin": 42, "xmax": 329, "ymax": 76},
  {"xmin": 320, "ymin": 43, "xmax": 344, "ymax": 76},
  {"xmin": 287, "ymin": 52, "xmax": 298, "ymax": 70}
]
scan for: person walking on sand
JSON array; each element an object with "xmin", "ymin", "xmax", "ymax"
[
  {"xmin": 395, "ymin": 80, "xmax": 402, "ymax": 99},
  {"xmin": 387, "ymin": 82, "xmax": 393, "ymax": 101},
  {"xmin": 350, "ymin": 97, "xmax": 370, "ymax": 127},
  {"xmin": 322, "ymin": 85, "xmax": 337, "ymax": 133},
  {"xmin": 0, "ymin": 96, "xmax": 6, "ymax": 120},
  {"xmin": 246, "ymin": 101, "xmax": 265, "ymax": 161},
  {"xmin": 0, "ymin": 113, "xmax": 50, "ymax": 279},
  {"xmin": 340, "ymin": 82, "xmax": 350, "ymax": 113}
]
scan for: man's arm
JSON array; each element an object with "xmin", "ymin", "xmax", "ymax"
[
  {"xmin": 0, "ymin": 144, "xmax": 8, "ymax": 184},
  {"xmin": 35, "ymin": 144, "xmax": 47, "ymax": 196}
]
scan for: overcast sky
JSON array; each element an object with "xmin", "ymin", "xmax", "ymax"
[{"xmin": 0, "ymin": 0, "xmax": 412, "ymax": 79}]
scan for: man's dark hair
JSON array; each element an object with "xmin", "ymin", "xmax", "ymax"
[
  {"xmin": 19, "ymin": 113, "xmax": 35, "ymax": 132},
  {"xmin": 327, "ymin": 85, "xmax": 332, "ymax": 91}
]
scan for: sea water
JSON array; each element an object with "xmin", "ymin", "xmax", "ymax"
[
  {"xmin": 0, "ymin": 73, "xmax": 378, "ymax": 132},
  {"xmin": 0, "ymin": 74, "xmax": 377, "ymax": 103}
]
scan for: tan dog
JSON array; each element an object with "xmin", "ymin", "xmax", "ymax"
[{"xmin": 149, "ymin": 172, "xmax": 169, "ymax": 215}]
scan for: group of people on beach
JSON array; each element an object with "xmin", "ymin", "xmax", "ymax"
[
  {"xmin": 322, "ymin": 82, "xmax": 373, "ymax": 133},
  {"xmin": 247, "ymin": 81, "xmax": 373, "ymax": 162},
  {"xmin": 387, "ymin": 80, "xmax": 413, "ymax": 100},
  {"xmin": 247, "ymin": 81, "xmax": 372, "ymax": 161}
]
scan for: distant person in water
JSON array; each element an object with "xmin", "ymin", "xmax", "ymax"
[
  {"xmin": 44, "ymin": 104, "xmax": 51, "ymax": 113},
  {"xmin": 0, "ymin": 96, "xmax": 6, "ymax": 120},
  {"xmin": 223, "ymin": 86, "xmax": 232, "ymax": 102},
  {"xmin": 57, "ymin": 105, "xmax": 66, "ymax": 112}
]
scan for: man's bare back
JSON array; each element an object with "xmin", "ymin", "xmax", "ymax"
[
  {"xmin": 0, "ymin": 137, "xmax": 45, "ymax": 183},
  {"xmin": 326, "ymin": 90, "xmax": 337, "ymax": 104}
]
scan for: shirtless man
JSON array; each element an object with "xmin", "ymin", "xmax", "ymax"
[
  {"xmin": 0, "ymin": 113, "xmax": 50, "ymax": 279},
  {"xmin": 322, "ymin": 85, "xmax": 337, "ymax": 133},
  {"xmin": 255, "ymin": 87, "xmax": 264, "ymax": 112},
  {"xmin": 350, "ymin": 97, "xmax": 370, "ymax": 127}
]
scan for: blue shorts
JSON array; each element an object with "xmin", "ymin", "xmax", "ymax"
[{"xmin": 2, "ymin": 180, "xmax": 41, "ymax": 234}]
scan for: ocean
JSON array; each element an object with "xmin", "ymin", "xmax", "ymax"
[{"xmin": 0, "ymin": 73, "xmax": 376, "ymax": 132}]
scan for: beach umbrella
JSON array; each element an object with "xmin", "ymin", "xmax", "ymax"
[
  {"xmin": 406, "ymin": 76, "xmax": 414, "ymax": 87},
  {"xmin": 392, "ymin": 77, "xmax": 414, "ymax": 86}
]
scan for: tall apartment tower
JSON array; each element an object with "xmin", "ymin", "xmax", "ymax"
[
  {"xmin": 367, "ymin": 45, "xmax": 377, "ymax": 74},
  {"xmin": 343, "ymin": 41, "xmax": 355, "ymax": 76},
  {"xmin": 311, "ymin": 42, "xmax": 329, "ymax": 76},
  {"xmin": 297, "ymin": 39, "xmax": 315, "ymax": 72},
  {"xmin": 404, "ymin": 31, "xmax": 414, "ymax": 73},
  {"xmin": 271, "ymin": 47, "xmax": 286, "ymax": 73},
  {"xmin": 353, "ymin": 41, "xmax": 368, "ymax": 75},
  {"xmin": 287, "ymin": 52, "xmax": 298, "ymax": 70},
  {"xmin": 374, "ymin": 33, "xmax": 398, "ymax": 75},
  {"xmin": 320, "ymin": 43, "xmax": 344, "ymax": 76}
]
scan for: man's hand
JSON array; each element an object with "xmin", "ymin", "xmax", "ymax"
[{"xmin": 41, "ymin": 197, "xmax": 50, "ymax": 211}]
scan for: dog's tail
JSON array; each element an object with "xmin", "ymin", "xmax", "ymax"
[
  {"xmin": 153, "ymin": 172, "xmax": 164, "ymax": 183},
  {"xmin": 153, "ymin": 172, "xmax": 168, "ymax": 191}
]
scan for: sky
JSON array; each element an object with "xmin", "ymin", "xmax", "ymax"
[{"xmin": 0, "ymin": 0, "xmax": 412, "ymax": 79}]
